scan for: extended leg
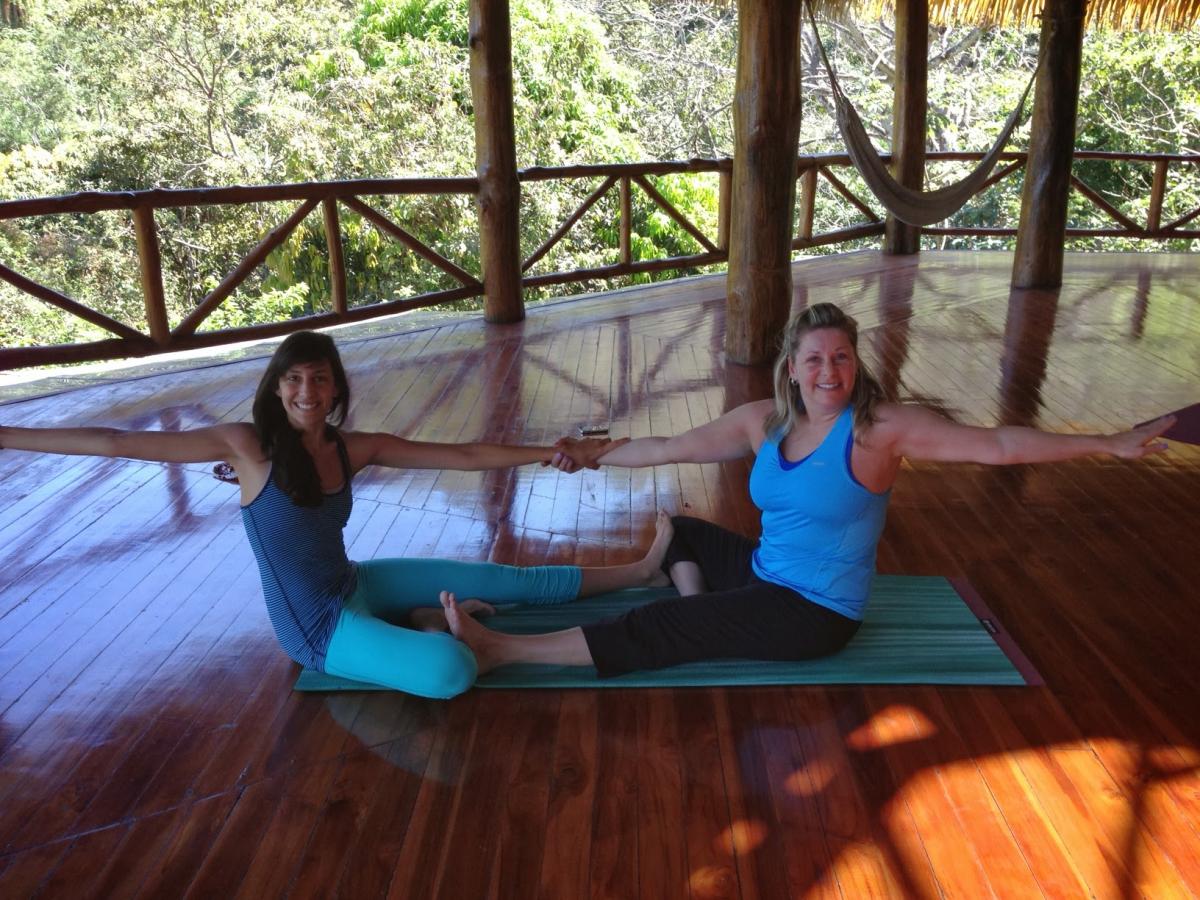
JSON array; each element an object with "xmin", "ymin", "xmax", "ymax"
[
  {"xmin": 353, "ymin": 556, "xmax": 583, "ymax": 620},
  {"xmin": 442, "ymin": 590, "xmax": 594, "ymax": 671},
  {"xmin": 441, "ymin": 579, "xmax": 860, "ymax": 679}
]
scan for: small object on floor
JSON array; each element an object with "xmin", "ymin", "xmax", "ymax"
[
  {"xmin": 213, "ymin": 462, "xmax": 239, "ymax": 484},
  {"xmin": 579, "ymin": 423, "xmax": 610, "ymax": 436},
  {"xmin": 295, "ymin": 576, "xmax": 1041, "ymax": 692}
]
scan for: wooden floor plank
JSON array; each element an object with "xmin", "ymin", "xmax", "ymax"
[
  {"xmin": 585, "ymin": 691, "xmax": 639, "ymax": 900},
  {"xmin": 535, "ymin": 691, "xmax": 600, "ymax": 900},
  {"xmin": 490, "ymin": 693, "xmax": 561, "ymax": 900}
]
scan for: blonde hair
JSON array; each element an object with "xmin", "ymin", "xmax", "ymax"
[{"xmin": 762, "ymin": 303, "xmax": 886, "ymax": 442}]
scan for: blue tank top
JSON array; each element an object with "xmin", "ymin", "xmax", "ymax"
[
  {"xmin": 748, "ymin": 406, "xmax": 890, "ymax": 620},
  {"xmin": 241, "ymin": 435, "xmax": 357, "ymax": 670}
]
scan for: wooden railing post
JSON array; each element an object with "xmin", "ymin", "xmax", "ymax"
[
  {"xmin": 132, "ymin": 206, "xmax": 169, "ymax": 347},
  {"xmin": 469, "ymin": 0, "xmax": 523, "ymax": 323},
  {"xmin": 1147, "ymin": 158, "xmax": 1168, "ymax": 232},
  {"xmin": 619, "ymin": 176, "xmax": 632, "ymax": 265},
  {"xmin": 884, "ymin": 0, "xmax": 927, "ymax": 254},
  {"xmin": 717, "ymin": 169, "xmax": 732, "ymax": 251},
  {"xmin": 798, "ymin": 165, "xmax": 818, "ymax": 241},
  {"xmin": 322, "ymin": 198, "xmax": 347, "ymax": 315},
  {"xmin": 1012, "ymin": 0, "xmax": 1085, "ymax": 288}
]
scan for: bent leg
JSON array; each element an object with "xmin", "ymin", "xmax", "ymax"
[
  {"xmin": 324, "ymin": 594, "xmax": 477, "ymax": 699},
  {"xmin": 577, "ymin": 510, "xmax": 675, "ymax": 596},
  {"xmin": 662, "ymin": 516, "xmax": 757, "ymax": 595}
]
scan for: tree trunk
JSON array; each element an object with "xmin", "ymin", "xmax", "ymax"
[
  {"xmin": 470, "ymin": 0, "xmax": 523, "ymax": 323},
  {"xmin": 1011, "ymin": 0, "xmax": 1085, "ymax": 288},
  {"xmin": 884, "ymin": 0, "xmax": 927, "ymax": 254},
  {"xmin": 724, "ymin": 0, "xmax": 804, "ymax": 366}
]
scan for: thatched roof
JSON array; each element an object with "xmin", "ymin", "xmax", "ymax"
[{"xmin": 814, "ymin": 0, "xmax": 1200, "ymax": 31}]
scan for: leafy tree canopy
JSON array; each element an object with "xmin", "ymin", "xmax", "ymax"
[{"xmin": 1, "ymin": 0, "xmax": 1197, "ymax": 350}]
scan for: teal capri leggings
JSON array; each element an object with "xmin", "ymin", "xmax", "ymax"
[{"xmin": 322, "ymin": 558, "xmax": 581, "ymax": 699}]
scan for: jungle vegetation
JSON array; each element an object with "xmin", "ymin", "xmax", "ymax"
[{"xmin": 1, "ymin": 0, "xmax": 1197, "ymax": 347}]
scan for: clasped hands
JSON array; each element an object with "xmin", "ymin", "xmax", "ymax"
[
  {"xmin": 546, "ymin": 435, "xmax": 629, "ymax": 473},
  {"xmin": 1108, "ymin": 414, "xmax": 1177, "ymax": 459}
]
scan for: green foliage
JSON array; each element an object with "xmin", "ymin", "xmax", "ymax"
[
  {"xmin": 354, "ymin": 0, "xmax": 469, "ymax": 63},
  {"xmin": 0, "ymin": 0, "xmax": 1197, "ymax": 351}
]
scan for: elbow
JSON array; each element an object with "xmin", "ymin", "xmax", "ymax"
[
  {"xmin": 985, "ymin": 430, "xmax": 1021, "ymax": 466},
  {"xmin": 102, "ymin": 429, "xmax": 131, "ymax": 458}
]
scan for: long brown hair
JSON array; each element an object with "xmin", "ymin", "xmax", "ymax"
[
  {"xmin": 762, "ymin": 303, "xmax": 886, "ymax": 442},
  {"xmin": 251, "ymin": 331, "xmax": 351, "ymax": 506}
]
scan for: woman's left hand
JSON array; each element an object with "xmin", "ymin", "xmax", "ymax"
[
  {"xmin": 1107, "ymin": 415, "xmax": 1176, "ymax": 459},
  {"xmin": 550, "ymin": 436, "xmax": 629, "ymax": 472}
]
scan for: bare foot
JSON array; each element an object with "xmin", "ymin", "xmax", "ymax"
[
  {"xmin": 440, "ymin": 591, "xmax": 503, "ymax": 673},
  {"xmin": 410, "ymin": 599, "xmax": 496, "ymax": 633},
  {"xmin": 641, "ymin": 510, "xmax": 674, "ymax": 587}
]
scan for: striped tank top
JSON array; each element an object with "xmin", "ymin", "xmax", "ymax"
[{"xmin": 241, "ymin": 434, "xmax": 357, "ymax": 670}]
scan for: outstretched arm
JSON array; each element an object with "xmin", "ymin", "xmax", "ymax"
[
  {"xmin": 0, "ymin": 422, "xmax": 256, "ymax": 465},
  {"xmin": 585, "ymin": 399, "xmax": 772, "ymax": 468},
  {"xmin": 882, "ymin": 405, "xmax": 1176, "ymax": 465},
  {"xmin": 353, "ymin": 432, "xmax": 618, "ymax": 472}
]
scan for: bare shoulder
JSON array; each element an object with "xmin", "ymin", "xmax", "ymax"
[
  {"xmin": 217, "ymin": 422, "xmax": 265, "ymax": 459},
  {"xmin": 733, "ymin": 398, "xmax": 774, "ymax": 440},
  {"xmin": 859, "ymin": 402, "xmax": 935, "ymax": 451},
  {"xmin": 339, "ymin": 429, "xmax": 394, "ymax": 469},
  {"xmin": 221, "ymin": 421, "xmax": 261, "ymax": 446},
  {"xmin": 740, "ymin": 398, "xmax": 776, "ymax": 416},
  {"xmin": 733, "ymin": 398, "xmax": 775, "ymax": 426},
  {"xmin": 874, "ymin": 401, "xmax": 924, "ymax": 422},
  {"xmin": 872, "ymin": 402, "xmax": 942, "ymax": 430}
]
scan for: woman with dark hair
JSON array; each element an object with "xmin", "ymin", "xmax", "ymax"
[
  {"xmin": 440, "ymin": 302, "xmax": 1176, "ymax": 680},
  {"xmin": 0, "ymin": 330, "xmax": 665, "ymax": 699}
]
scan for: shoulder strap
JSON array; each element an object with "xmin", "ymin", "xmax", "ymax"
[{"xmin": 328, "ymin": 428, "xmax": 353, "ymax": 484}]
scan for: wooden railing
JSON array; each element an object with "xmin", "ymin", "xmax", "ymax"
[{"xmin": 1, "ymin": 150, "xmax": 1197, "ymax": 369}]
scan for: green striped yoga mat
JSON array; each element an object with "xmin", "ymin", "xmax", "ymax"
[{"xmin": 294, "ymin": 575, "xmax": 1040, "ymax": 691}]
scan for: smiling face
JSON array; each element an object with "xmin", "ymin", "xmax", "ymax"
[
  {"xmin": 788, "ymin": 327, "xmax": 857, "ymax": 417},
  {"xmin": 276, "ymin": 360, "xmax": 337, "ymax": 431}
]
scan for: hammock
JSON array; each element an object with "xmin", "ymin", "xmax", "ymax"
[{"xmin": 806, "ymin": 3, "xmax": 1039, "ymax": 226}]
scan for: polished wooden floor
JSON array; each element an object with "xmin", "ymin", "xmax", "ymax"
[{"xmin": 1, "ymin": 250, "xmax": 1198, "ymax": 899}]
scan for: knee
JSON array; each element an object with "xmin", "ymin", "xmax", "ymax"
[
  {"xmin": 668, "ymin": 515, "xmax": 703, "ymax": 551},
  {"xmin": 670, "ymin": 515, "xmax": 705, "ymax": 538},
  {"xmin": 419, "ymin": 640, "xmax": 478, "ymax": 700}
]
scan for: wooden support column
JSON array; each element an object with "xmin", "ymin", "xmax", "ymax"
[
  {"xmin": 725, "ymin": 0, "xmax": 804, "ymax": 365},
  {"xmin": 469, "ymin": 0, "xmax": 523, "ymax": 323},
  {"xmin": 884, "ymin": 0, "xmax": 927, "ymax": 254},
  {"xmin": 999, "ymin": 287, "xmax": 1058, "ymax": 427},
  {"xmin": 1012, "ymin": 0, "xmax": 1085, "ymax": 288}
]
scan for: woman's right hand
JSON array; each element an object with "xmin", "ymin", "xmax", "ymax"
[
  {"xmin": 1104, "ymin": 415, "xmax": 1176, "ymax": 459},
  {"xmin": 550, "ymin": 436, "xmax": 629, "ymax": 472}
]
